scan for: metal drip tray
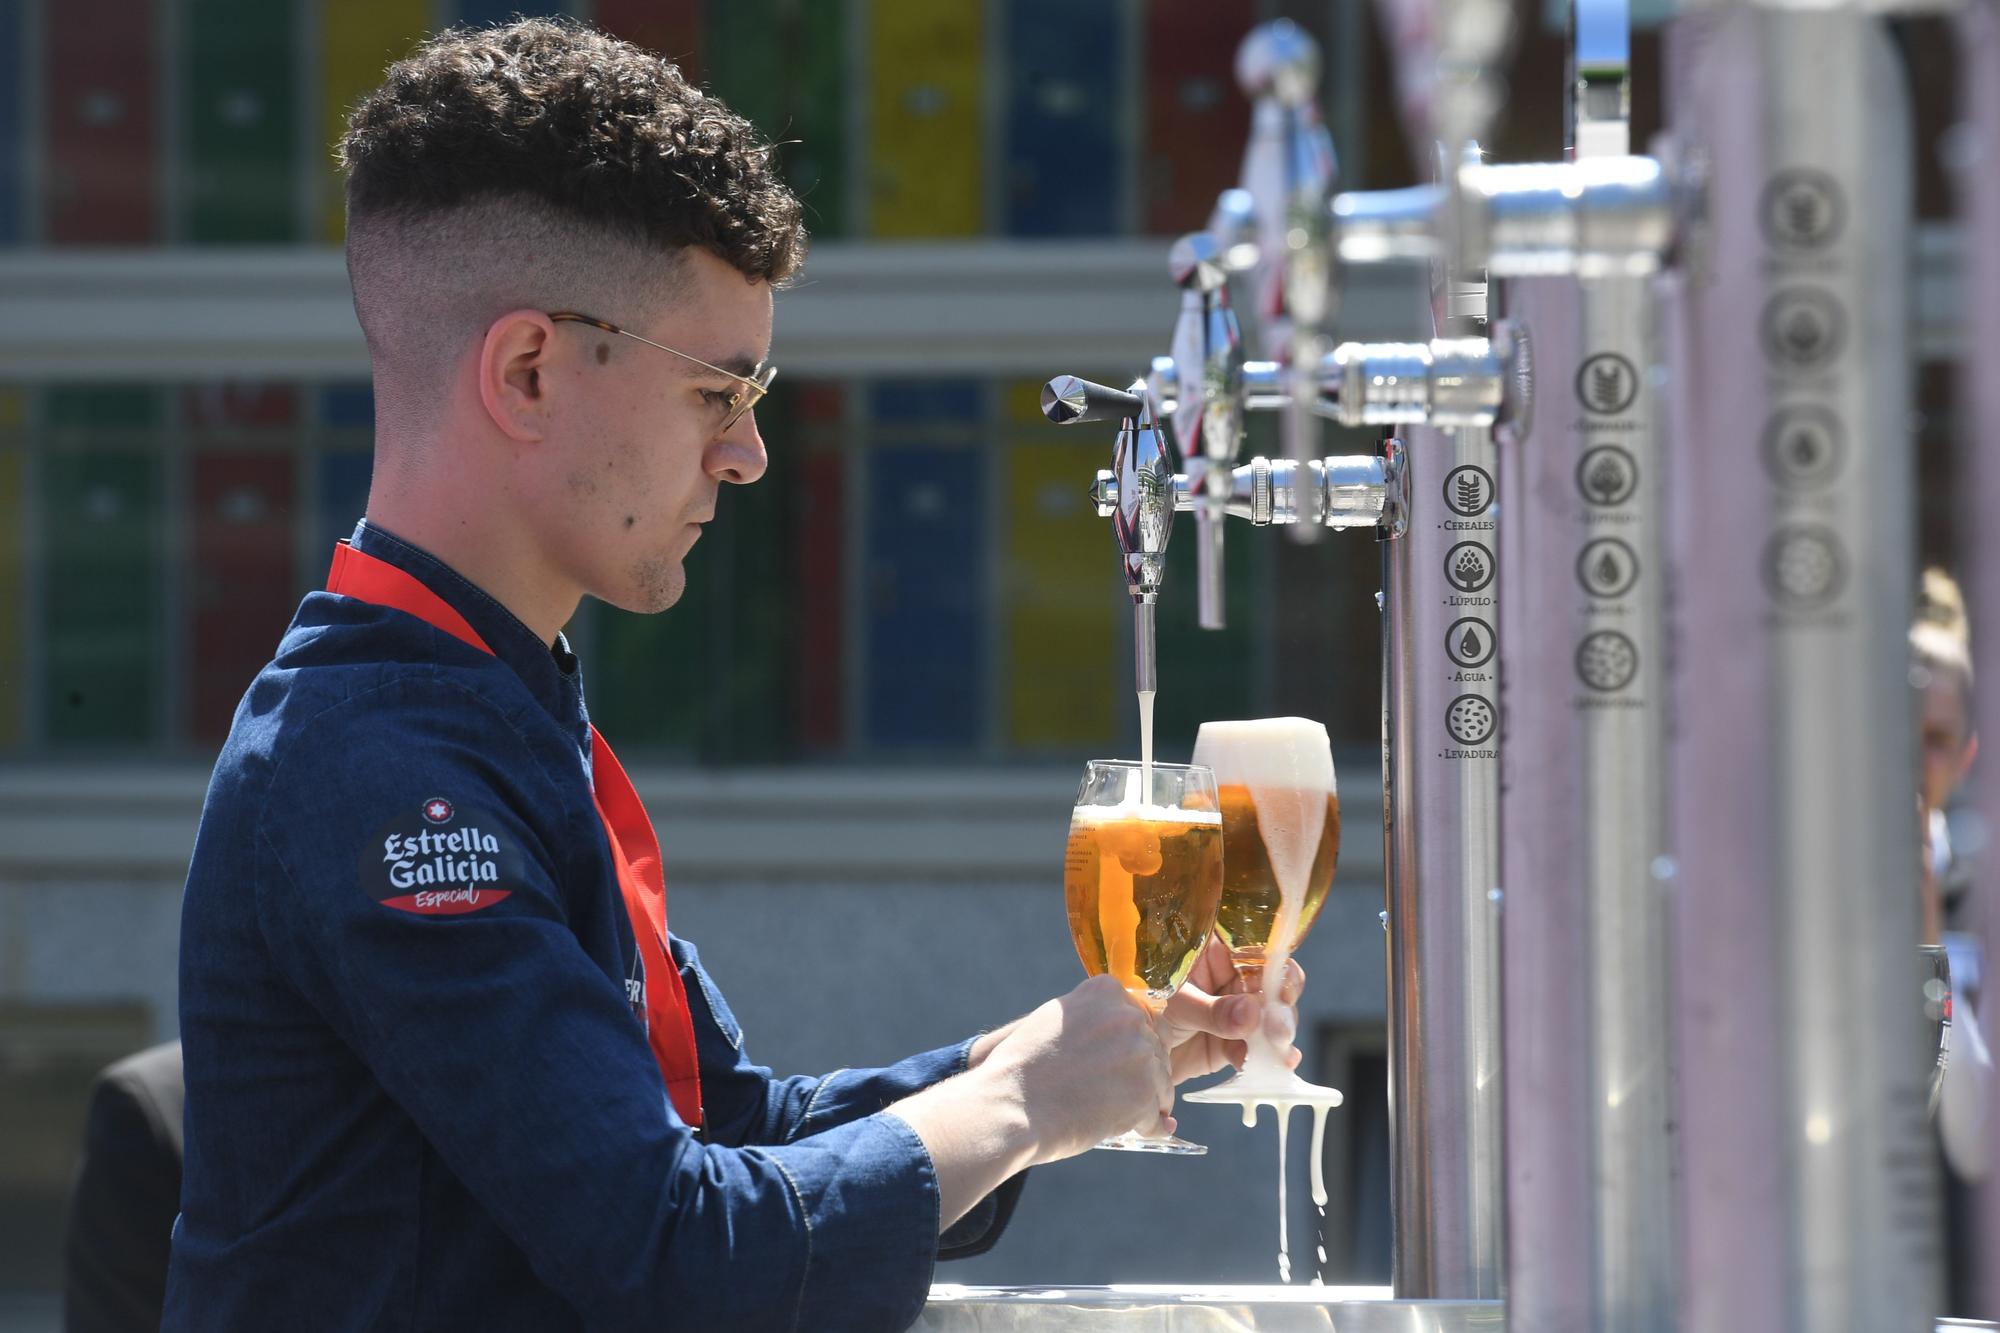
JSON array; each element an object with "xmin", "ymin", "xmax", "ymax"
[
  {"xmin": 915, "ymin": 1286, "xmax": 1502, "ymax": 1331},
  {"xmin": 917, "ymin": 1289, "xmax": 1996, "ymax": 1332}
]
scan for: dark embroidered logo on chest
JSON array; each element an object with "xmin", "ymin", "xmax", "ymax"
[{"xmin": 360, "ymin": 799, "xmax": 523, "ymax": 915}]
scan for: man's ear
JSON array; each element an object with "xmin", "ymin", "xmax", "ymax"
[{"xmin": 477, "ymin": 309, "xmax": 558, "ymax": 443}]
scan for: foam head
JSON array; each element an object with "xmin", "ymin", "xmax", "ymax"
[{"xmin": 1191, "ymin": 717, "xmax": 1336, "ymax": 796}]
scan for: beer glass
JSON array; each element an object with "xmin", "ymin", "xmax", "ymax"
[
  {"xmin": 1182, "ymin": 718, "xmax": 1344, "ymax": 1104},
  {"xmin": 1064, "ymin": 759, "xmax": 1225, "ymax": 1153}
]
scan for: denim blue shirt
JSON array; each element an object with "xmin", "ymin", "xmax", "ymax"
[{"xmin": 165, "ymin": 522, "xmax": 1021, "ymax": 1331}]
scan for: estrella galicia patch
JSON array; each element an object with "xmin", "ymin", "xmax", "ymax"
[{"xmin": 361, "ymin": 799, "xmax": 523, "ymax": 916}]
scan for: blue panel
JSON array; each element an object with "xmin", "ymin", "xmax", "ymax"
[
  {"xmin": 1003, "ymin": 0, "xmax": 1122, "ymax": 236},
  {"xmin": 318, "ymin": 384, "xmax": 374, "ymax": 428},
  {"xmin": 867, "ymin": 379, "xmax": 983, "ymax": 424},
  {"xmin": 316, "ymin": 450, "xmax": 373, "ymax": 558},
  {"xmin": 0, "ymin": 0, "xmax": 23, "ymax": 244},
  {"xmin": 865, "ymin": 446, "xmax": 984, "ymax": 749}
]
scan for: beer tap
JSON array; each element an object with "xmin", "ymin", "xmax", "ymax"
[
  {"xmin": 1041, "ymin": 376, "xmax": 1175, "ymax": 707},
  {"xmin": 1232, "ymin": 20, "xmax": 1339, "ymax": 473},
  {"xmin": 1167, "ymin": 233, "xmax": 1246, "ymax": 632}
]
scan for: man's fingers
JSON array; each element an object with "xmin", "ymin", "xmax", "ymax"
[{"xmin": 1161, "ymin": 983, "xmax": 1260, "ymax": 1039}]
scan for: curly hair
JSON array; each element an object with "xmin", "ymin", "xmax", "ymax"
[{"xmin": 338, "ymin": 17, "xmax": 804, "ymax": 284}]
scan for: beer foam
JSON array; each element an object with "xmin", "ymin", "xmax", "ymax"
[
  {"xmin": 1070, "ymin": 801, "xmax": 1221, "ymax": 827},
  {"xmin": 1191, "ymin": 718, "xmax": 1336, "ymax": 795}
]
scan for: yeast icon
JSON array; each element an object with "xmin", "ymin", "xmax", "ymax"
[{"xmin": 361, "ymin": 799, "xmax": 523, "ymax": 915}]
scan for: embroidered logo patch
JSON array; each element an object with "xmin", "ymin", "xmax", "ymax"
[{"xmin": 361, "ymin": 799, "xmax": 522, "ymax": 916}]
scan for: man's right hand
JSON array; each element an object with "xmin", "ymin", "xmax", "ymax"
[
  {"xmin": 884, "ymin": 975, "xmax": 1171, "ymax": 1231},
  {"xmin": 982, "ymin": 974, "xmax": 1173, "ymax": 1163}
]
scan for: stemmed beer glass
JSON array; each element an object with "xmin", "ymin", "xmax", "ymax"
[
  {"xmin": 1181, "ymin": 718, "xmax": 1345, "ymax": 1105},
  {"xmin": 1063, "ymin": 759, "xmax": 1225, "ymax": 1153}
]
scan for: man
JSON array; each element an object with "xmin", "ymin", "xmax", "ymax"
[
  {"xmin": 65, "ymin": 1042, "xmax": 183, "ymax": 1333},
  {"xmin": 164, "ymin": 19, "xmax": 1301, "ymax": 1331}
]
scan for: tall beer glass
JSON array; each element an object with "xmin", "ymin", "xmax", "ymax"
[
  {"xmin": 1182, "ymin": 718, "xmax": 1344, "ymax": 1104},
  {"xmin": 1065, "ymin": 759, "xmax": 1225, "ymax": 1153}
]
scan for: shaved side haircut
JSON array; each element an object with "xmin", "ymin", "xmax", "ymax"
[{"xmin": 337, "ymin": 18, "xmax": 804, "ymax": 433}]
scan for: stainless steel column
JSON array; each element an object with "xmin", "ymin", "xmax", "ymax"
[
  {"xmin": 1955, "ymin": 0, "xmax": 2000, "ymax": 1310},
  {"xmin": 1494, "ymin": 0, "xmax": 1678, "ymax": 1324},
  {"xmin": 1499, "ymin": 264, "xmax": 1675, "ymax": 1332},
  {"xmin": 1664, "ymin": 6, "xmax": 1941, "ymax": 1329},
  {"xmin": 1383, "ymin": 411, "xmax": 1505, "ymax": 1301}
]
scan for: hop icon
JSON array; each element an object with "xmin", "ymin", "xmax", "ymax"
[{"xmin": 1453, "ymin": 549, "xmax": 1488, "ymax": 591}]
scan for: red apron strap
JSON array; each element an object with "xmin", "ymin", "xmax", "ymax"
[
  {"xmin": 324, "ymin": 541, "xmax": 703, "ymax": 1126},
  {"xmin": 590, "ymin": 728, "xmax": 704, "ymax": 1127}
]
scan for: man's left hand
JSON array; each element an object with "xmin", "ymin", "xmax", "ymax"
[{"xmin": 1158, "ymin": 934, "xmax": 1306, "ymax": 1085}]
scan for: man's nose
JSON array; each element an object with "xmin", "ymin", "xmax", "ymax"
[{"xmin": 709, "ymin": 412, "xmax": 769, "ymax": 485}]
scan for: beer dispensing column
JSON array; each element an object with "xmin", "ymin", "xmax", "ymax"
[
  {"xmin": 1491, "ymin": 0, "xmax": 1679, "ymax": 1325},
  {"xmin": 1660, "ymin": 3, "xmax": 1940, "ymax": 1329}
]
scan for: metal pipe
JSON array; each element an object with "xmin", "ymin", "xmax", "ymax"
[
  {"xmin": 1663, "ymin": 7, "xmax": 1940, "ymax": 1329},
  {"xmin": 1382, "ymin": 416, "xmax": 1506, "ymax": 1301}
]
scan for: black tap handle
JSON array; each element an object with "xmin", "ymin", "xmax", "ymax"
[{"xmin": 1041, "ymin": 375, "xmax": 1143, "ymax": 425}]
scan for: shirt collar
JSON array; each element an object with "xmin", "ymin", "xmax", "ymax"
[{"xmin": 347, "ymin": 520, "xmax": 585, "ymax": 727}]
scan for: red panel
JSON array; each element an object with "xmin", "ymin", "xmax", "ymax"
[
  {"xmin": 188, "ymin": 453, "xmax": 297, "ymax": 743},
  {"xmin": 1141, "ymin": 0, "xmax": 1256, "ymax": 237},
  {"xmin": 183, "ymin": 383, "xmax": 298, "ymax": 430},
  {"xmin": 796, "ymin": 446, "xmax": 844, "ymax": 752},
  {"xmin": 45, "ymin": 0, "xmax": 158, "ymax": 243},
  {"xmin": 592, "ymin": 0, "xmax": 702, "ymax": 86}
]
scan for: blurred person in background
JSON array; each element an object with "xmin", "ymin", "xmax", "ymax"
[
  {"xmin": 62, "ymin": 1043, "xmax": 182, "ymax": 1333},
  {"xmin": 161, "ymin": 19, "xmax": 1300, "ymax": 1332},
  {"xmin": 1912, "ymin": 566, "xmax": 1989, "ymax": 1314}
]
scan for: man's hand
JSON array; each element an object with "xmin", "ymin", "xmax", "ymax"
[
  {"xmin": 1157, "ymin": 934, "xmax": 1306, "ymax": 1084},
  {"xmin": 982, "ymin": 973, "xmax": 1175, "ymax": 1161}
]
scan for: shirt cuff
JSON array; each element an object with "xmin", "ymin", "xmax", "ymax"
[{"xmin": 767, "ymin": 1110, "xmax": 942, "ymax": 1332}]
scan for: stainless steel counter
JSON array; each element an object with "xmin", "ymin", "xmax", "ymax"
[
  {"xmin": 916, "ymin": 1288, "xmax": 1997, "ymax": 1332},
  {"xmin": 914, "ymin": 1286, "xmax": 1500, "ymax": 1331}
]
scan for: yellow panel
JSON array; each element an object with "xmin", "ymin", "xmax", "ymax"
[
  {"xmin": 0, "ymin": 389, "xmax": 22, "ymax": 429},
  {"xmin": 320, "ymin": 0, "xmax": 432, "ymax": 241},
  {"xmin": 867, "ymin": 0, "xmax": 983, "ymax": 237},
  {"xmin": 1004, "ymin": 440, "xmax": 1118, "ymax": 749},
  {"xmin": 1002, "ymin": 379, "xmax": 1047, "ymax": 428},
  {"xmin": 0, "ymin": 441, "xmax": 23, "ymax": 748}
]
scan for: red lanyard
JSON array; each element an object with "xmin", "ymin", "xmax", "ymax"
[{"xmin": 326, "ymin": 542, "xmax": 703, "ymax": 1127}]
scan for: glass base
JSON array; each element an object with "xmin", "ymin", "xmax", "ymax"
[
  {"xmin": 1092, "ymin": 1130, "xmax": 1208, "ymax": 1155},
  {"xmin": 1182, "ymin": 1070, "xmax": 1344, "ymax": 1107}
]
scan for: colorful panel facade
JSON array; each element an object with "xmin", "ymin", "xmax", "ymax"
[
  {"xmin": 182, "ymin": 0, "xmax": 299, "ymax": 242},
  {"xmin": 320, "ymin": 0, "xmax": 431, "ymax": 241},
  {"xmin": 45, "ymin": 0, "xmax": 158, "ymax": 243},
  {"xmin": 866, "ymin": 0, "xmax": 983, "ymax": 237},
  {"xmin": 1003, "ymin": 0, "xmax": 1123, "ymax": 236}
]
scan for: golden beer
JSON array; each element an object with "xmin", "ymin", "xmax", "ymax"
[
  {"xmin": 1213, "ymin": 784, "xmax": 1341, "ymax": 963},
  {"xmin": 1064, "ymin": 806, "xmax": 1224, "ymax": 996}
]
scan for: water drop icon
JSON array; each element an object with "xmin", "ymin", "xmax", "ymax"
[
  {"xmin": 1460, "ymin": 627, "xmax": 1481, "ymax": 657},
  {"xmin": 1594, "ymin": 551, "xmax": 1620, "ymax": 588}
]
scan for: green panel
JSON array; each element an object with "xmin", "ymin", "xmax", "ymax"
[
  {"xmin": 182, "ymin": 0, "xmax": 299, "ymax": 241},
  {"xmin": 1149, "ymin": 521, "xmax": 1264, "ymax": 764},
  {"xmin": 0, "ymin": 404, "xmax": 24, "ymax": 749},
  {"xmin": 46, "ymin": 387, "xmax": 158, "ymax": 431},
  {"xmin": 704, "ymin": 0, "xmax": 782, "ymax": 131},
  {"xmin": 42, "ymin": 445, "xmax": 164, "ymax": 745},
  {"xmin": 788, "ymin": 0, "xmax": 849, "ymax": 238},
  {"xmin": 589, "ymin": 391, "xmax": 797, "ymax": 762},
  {"xmin": 591, "ymin": 557, "xmax": 713, "ymax": 754}
]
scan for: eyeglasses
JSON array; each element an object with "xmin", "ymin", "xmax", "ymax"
[{"xmin": 548, "ymin": 311, "xmax": 776, "ymax": 432}]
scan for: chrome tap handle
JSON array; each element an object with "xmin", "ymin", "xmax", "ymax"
[
  {"xmin": 1168, "ymin": 232, "xmax": 1248, "ymax": 632},
  {"xmin": 1092, "ymin": 450, "xmax": 1408, "ymax": 536},
  {"xmin": 1041, "ymin": 375, "xmax": 1143, "ymax": 426}
]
